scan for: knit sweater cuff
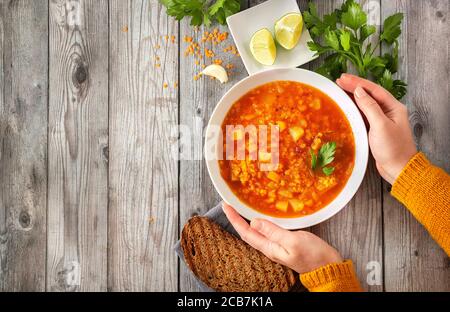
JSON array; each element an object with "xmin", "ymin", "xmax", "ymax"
[
  {"xmin": 391, "ymin": 152, "xmax": 431, "ymax": 201},
  {"xmin": 300, "ymin": 260, "xmax": 362, "ymax": 292},
  {"xmin": 391, "ymin": 152, "xmax": 450, "ymax": 255}
]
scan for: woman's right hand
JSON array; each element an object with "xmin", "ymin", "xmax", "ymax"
[
  {"xmin": 222, "ymin": 203, "xmax": 343, "ymax": 274},
  {"xmin": 336, "ymin": 74, "xmax": 417, "ymax": 184}
]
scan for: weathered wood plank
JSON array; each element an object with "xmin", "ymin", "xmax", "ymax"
[
  {"xmin": 47, "ymin": 0, "xmax": 109, "ymax": 291},
  {"xmin": 108, "ymin": 0, "xmax": 178, "ymax": 291},
  {"xmin": 308, "ymin": 0, "xmax": 384, "ymax": 292},
  {"xmin": 178, "ymin": 0, "xmax": 249, "ymax": 292},
  {"xmin": 0, "ymin": 0, "xmax": 48, "ymax": 292},
  {"xmin": 382, "ymin": 0, "xmax": 450, "ymax": 292}
]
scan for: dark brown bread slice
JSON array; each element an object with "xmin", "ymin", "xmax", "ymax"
[{"xmin": 181, "ymin": 216, "xmax": 297, "ymax": 292}]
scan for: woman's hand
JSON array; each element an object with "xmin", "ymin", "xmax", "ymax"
[
  {"xmin": 223, "ymin": 203, "xmax": 343, "ymax": 274},
  {"xmin": 336, "ymin": 74, "xmax": 417, "ymax": 184}
]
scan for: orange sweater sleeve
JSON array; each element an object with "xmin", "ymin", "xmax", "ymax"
[
  {"xmin": 300, "ymin": 152, "xmax": 449, "ymax": 292},
  {"xmin": 300, "ymin": 260, "xmax": 362, "ymax": 292},
  {"xmin": 391, "ymin": 152, "xmax": 450, "ymax": 255}
]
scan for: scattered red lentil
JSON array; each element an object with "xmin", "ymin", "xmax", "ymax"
[
  {"xmin": 157, "ymin": 29, "xmax": 238, "ymax": 84},
  {"xmin": 122, "ymin": 25, "xmax": 128, "ymax": 33},
  {"xmin": 205, "ymin": 48, "xmax": 215, "ymax": 58},
  {"xmin": 163, "ymin": 82, "xmax": 168, "ymax": 88}
]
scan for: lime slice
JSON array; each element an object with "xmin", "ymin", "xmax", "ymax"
[
  {"xmin": 202, "ymin": 64, "xmax": 228, "ymax": 83},
  {"xmin": 275, "ymin": 12, "xmax": 303, "ymax": 50},
  {"xmin": 250, "ymin": 28, "xmax": 276, "ymax": 66}
]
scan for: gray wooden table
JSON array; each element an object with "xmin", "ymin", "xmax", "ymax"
[{"xmin": 0, "ymin": 0, "xmax": 448, "ymax": 292}]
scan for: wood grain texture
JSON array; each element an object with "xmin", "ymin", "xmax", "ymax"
[
  {"xmin": 47, "ymin": 0, "xmax": 108, "ymax": 291},
  {"xmin": 308, "ymin": 0, "xmax": 383, "ymax": 292},
  {"xmin": 178, "ymin": 0, "xmax": 249, "ymax": 291},
  {"xmin": 382, "ymin": 0, "xmax": 450, "ymax": 292},
  {"xmin": 108, "ymin": 0, "xmax": 178, "ymax": 291},
  {"xmin": 0, "ymin": 0, "xmax": 48, "ymax": 292},
  {"xmin": 0, "ymin": 0, "xmax": 447, "ymax": 292}
]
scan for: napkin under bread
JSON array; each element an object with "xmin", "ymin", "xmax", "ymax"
[{"xmin": 174, "ymin": 203, "xmax": 234, "ymax": 292}]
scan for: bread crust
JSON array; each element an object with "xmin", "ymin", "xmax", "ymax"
[{"xmin": 181, "ymin": 216, "xmax": 297, "ymax": 292}]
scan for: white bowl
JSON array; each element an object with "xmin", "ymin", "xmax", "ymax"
[{"xmin": 205, "ymin": 68, "xmax": 368, "ymax": 229}]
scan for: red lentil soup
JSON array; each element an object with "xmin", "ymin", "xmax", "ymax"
[{"xmin": 219, "ymin": 81, "xmax": 355, "ymax": 218}]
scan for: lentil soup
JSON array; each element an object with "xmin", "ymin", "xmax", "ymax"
[{"xmin": 219, "ymin": 81, "xmax": 355, "ymax": 218}]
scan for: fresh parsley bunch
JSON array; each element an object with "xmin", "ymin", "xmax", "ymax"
[
  {"xmin": 160, "ymin": 0, "xmax": 240, "ymax": 26},
  {"xmin": 304, "ymin": 0, "xmax": 407, "ymax": 100}
]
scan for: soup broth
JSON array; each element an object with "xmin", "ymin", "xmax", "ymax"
[{"xmin": 219, "ymin": 81, "xmax": 355, "ymax": 218}]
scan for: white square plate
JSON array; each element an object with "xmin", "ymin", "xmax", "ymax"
[{"xmin": 227, "ymin": 0, "xmax": 318, "ymax": 75}]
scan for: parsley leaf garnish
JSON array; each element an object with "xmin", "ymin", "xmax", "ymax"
[
  {"xmin": 341, "ymin": 2, "xmax": 367, "ymax": 30},
  {"xmin": 310, "ymin": 142, "xmax": 337, "ymax": 176},
  {"xmin": 305, "ymin": 0, "xmax": 407, "ymax": 100},
  {"xmin": 378, "ymin": 69, "xmax": 407, "ymax": 100},
  {"xmin": 380, "ymin": 13, "xmax": 403, "ymax": 44},
  {"xmin": 322, "ymin": 166, "xmax": 335, "ymax": 176},
  {"xmin": 324, "ymin": 28, "xmax": 341, "ymax": 51},
  {"xmin": 160, "ymin": 0, "xmax": 240, "ymax": 26},
  {"xmin": 339, "ymin": 30, "xmax": 351, "ymax": 51},
  {"xmin": 303, "ymin": 3, "xmax": 340, "ymax": 38},
  {"xmin": 360, "ymin": 25, "xmax": 376, "ymax": 42},
  {"xmin": 318, "ymin": 142, "xmax": 336, "ymax": 167}
]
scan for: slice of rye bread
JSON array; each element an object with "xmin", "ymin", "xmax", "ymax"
[{"xmin": 181, "ymin": 216, "xmax": 297, "ymax": 292}]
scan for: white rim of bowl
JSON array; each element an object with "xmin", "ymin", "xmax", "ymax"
[{"xmin": 204, "ymin": 68, "xmax": 369, "ymax": 229}]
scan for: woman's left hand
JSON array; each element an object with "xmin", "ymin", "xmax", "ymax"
[{"xmin": 223, "ymin": 203, "xmax": 343, "ymax": 274}]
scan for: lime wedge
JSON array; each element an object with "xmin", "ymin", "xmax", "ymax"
[
  {"xmin": 250, "ymin": 28, "xmax": 276, "ymax": 66},
  {"xmin": 275, "ymin": 13, "xmax": 303, "ymax": 50}
]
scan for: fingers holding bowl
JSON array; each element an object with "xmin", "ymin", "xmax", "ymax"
[
  {"xmin": 250, "ymin": 218, "xmax": 297, "ymax": 249},
  {"xmin": 336, "ymin": 73, "xmax": 399, "ymax": 110},
  {"xmin": 222, "ymin": 203, "xmax": 289, "ymax": 261}
]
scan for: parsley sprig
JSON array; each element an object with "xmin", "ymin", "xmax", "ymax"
[
  {"xmin": 304, "ymin": 0, "xmax": 407, "ymax": 100},
  {"xmin": 310, "ymin": 142, "xmax": 336, "ymax": 176},
  {"xmin": 160, "ymin": 0, "xmax": 240, "ymax": 26}
]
